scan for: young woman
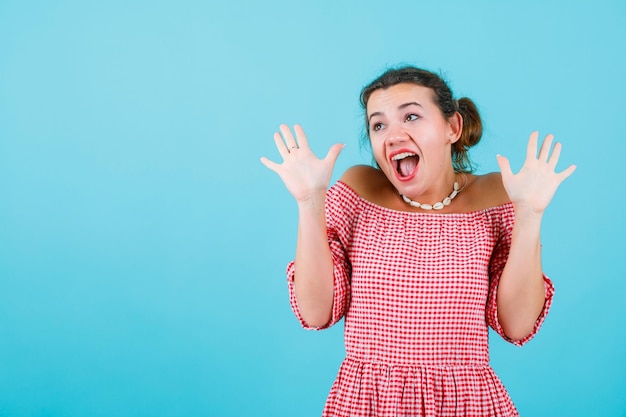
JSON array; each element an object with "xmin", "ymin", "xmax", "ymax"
[{"xmin": 261, "ymin": 66, "xmax": 576, "ymax": 416}]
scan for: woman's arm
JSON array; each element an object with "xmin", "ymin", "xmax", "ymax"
[
  {"xmin": 496, "ymin": 208, "xmax": 546, "ymax": 340},
  {"xmin": 495, "ymin": 132, "xmax": 576, "ymax": 340},
  {"xmin": 261, "ymin": 124, "xmax": 344, "ymax": 327},
  {"xmin": 292, "ymin": 192, "xmax": 335, "ymax": 327}
]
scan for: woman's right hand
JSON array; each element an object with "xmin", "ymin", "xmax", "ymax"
[{"xmin": 260, "ymin": 124, "xmax": 344, "ymax": 204}]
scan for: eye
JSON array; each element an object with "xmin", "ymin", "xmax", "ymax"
[
  {"xmin": 371, "ymin": 122, "xmax": 384, "ymax": 132},
  {"xmin": 405, "ymin": 113, "xmax": 419, "ymax": 122}
]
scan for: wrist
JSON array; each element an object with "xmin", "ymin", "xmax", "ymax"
[
  {"xmin": 296, "ymin": 190, "xmax": 327, "ymax": 211},
  {"xmin": 513, "ymin": 204, "xmax": 544, "ymax": 227}
]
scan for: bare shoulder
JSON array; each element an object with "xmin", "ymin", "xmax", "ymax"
[
  {"xmin": 339, "ymin": 165, "xmax": 391, "ymax": 200},
  {"xmin": 464, "ymin": 172, "xmax": 510, "ymax": 209},
  {"xmin": 337, "ymin": 167, "xmax": 510, "ymax": 212}
]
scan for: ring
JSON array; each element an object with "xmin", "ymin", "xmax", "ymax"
[{"xmin": 289, "ymin": 145, "xmax": 298, "ymax": 150}]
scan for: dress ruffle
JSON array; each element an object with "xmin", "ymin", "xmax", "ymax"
[{"xmin": 323, "ymin": 357, "xmax": 518, "ymax": 417}]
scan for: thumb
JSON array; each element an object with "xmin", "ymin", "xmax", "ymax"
[
  {"xmin": 557, "ymin": 164, "xmax": 577, "ymax": 182},
  {"xmin": 324, "ymin": 143, "xmax": 345, "ymax": 166},
  {"xmin": 496, "ymin": 154, "xmax": 512, "ymax": 179},
  {"xmin": 260, "ymin": 156, "xmax": 280, "ymax": 173}
]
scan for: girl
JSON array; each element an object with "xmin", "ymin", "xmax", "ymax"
[{"xmin": 261, "ymin": 66, "xmax": 575, "ymax": 416}]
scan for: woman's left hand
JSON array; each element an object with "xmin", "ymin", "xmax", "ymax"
[{"xmin": 497, "ymin": 132, "xmax": 576, "ymax": 214}]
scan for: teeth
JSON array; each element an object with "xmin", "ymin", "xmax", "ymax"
[{"xmin": 392, "ymin": 152, "xmax": 416, "ymax": 161}]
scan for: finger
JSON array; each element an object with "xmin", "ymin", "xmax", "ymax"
[
  {"xmin": 274, "ymin": 132, "xmax": 290, "ymax": 157},
  {"xmin": 557, "ymin": 164, "xmax": 577, "ymax": 182},
  {"xmin": 547, "ymin": 141, "xmax": 562, "ymax": 169},
  {"xmin": 293, "ymin": 124, "xmax": 310, "ymax": 150},
  {"xmin": 324, "ymin": 143, "xmax": 345, "ymax": 165},
  {"xmin": 260, "ymin": 156, "xmax": 280, "ymax": 173},
  {"xmin": 279, "ymin": 124, "xmax": 299, "ymax": 150},
  {"xmin": 538, "ymin": 134, "xmax": 555, "ymax": 162},
  {"xmin": 496, "ymin": 154, "xmax": 513, "ymax": 178},
  {"xmin": 526, "ymin": 131, "xmax": 539, "ymax": 161}
]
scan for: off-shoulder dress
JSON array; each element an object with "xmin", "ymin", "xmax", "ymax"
[{"xmin": 287, "ymin": 181, "xmax": 554, "ymax": 417}]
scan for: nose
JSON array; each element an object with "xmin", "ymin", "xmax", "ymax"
[{"xmin": 384, "ymin": 123, "xmax": 410, "ymax": 146}]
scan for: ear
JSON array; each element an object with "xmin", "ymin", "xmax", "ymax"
[{"xmin": 447, "ymin": 112, "xmax": 463, "ymax": 144}]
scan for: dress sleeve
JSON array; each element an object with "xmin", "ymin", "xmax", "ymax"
[
  {"xmin": 286, "ymin": 182, "xmax": 354, "ymax": 330},
  {"xmin": 485, "ymin": 204, "xmax": 555, "ymax": 346}
]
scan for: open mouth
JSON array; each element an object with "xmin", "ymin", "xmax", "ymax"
[{"xmin": 391, "ymin": 152, "xmax": 419, "ymax": 179}]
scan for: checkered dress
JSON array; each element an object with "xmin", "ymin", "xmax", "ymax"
[{"xmin": 287, "ymin": 181, "xmax": 554, "ymax": 417}]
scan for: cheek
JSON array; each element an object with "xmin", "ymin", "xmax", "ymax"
[{"xmin": 370, "ymin": 140, "xmax": 386, "ymax": 165}]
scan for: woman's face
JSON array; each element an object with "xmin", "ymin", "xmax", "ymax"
[{"xmin": 366, "ymin": 83, "xmax": 459, "ymax": 200}]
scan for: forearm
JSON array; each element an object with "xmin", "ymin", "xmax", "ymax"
[
  {"xmin": 496, "ymin": 206, "xmax": 547, "ymax": 341},
  {"xmin": 293, "ymin": 193, "xmax": 335, "ymax": 328}
]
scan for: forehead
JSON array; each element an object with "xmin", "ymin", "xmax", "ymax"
[{"xmin": 367, "ymin": 83, "xmax": 435, "ymax": 114}]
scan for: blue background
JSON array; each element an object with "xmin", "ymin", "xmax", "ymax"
[{"xmin": 1, "ymin": 1, "xmax": 624, "ymax": 416}]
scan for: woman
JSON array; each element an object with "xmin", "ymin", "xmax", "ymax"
[{"xmin": 260, "ymin": 66, "xmax": 575, "ymax": 416}]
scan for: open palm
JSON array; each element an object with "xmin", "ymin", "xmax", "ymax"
[
  {"xmin": 260, "ymin": 124, "xmax": 344, "ymax": 203},
  {"xmin": 497, "ymin": 132, "xmax": 576, "ymax": 214}
]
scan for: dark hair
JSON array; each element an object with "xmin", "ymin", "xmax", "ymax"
[{"xmin": 360, "ymin": 66, "xmax": 482, "ymax": 173}]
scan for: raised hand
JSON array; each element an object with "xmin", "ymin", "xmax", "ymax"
[
  {"xmin": 260, "ymin": 124, "xmax": 344, "ymax": 203},
  {"xmin": 497, "ymin": 132, "xmax": 576, "ymax": 214}
]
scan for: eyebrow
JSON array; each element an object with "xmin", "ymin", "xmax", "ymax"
[{"xmin": 367, "ymin": 101, "xmax": 423, "ymax": 122}]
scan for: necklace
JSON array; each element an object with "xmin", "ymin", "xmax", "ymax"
[{"xmin": 400, "ymin": 176, "xmax": 462, "ymax": 210}]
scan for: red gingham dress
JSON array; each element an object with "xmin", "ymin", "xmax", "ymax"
[{"xmin": 287, "ymin": 181, "xmax": 554, "ymax": 417}]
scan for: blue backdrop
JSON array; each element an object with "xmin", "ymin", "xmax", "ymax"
[{"xmin": 1, "ymin": 1, "xmax": 624, "ymax": 416}]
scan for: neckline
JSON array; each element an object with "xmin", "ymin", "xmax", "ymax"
[{"xmin": 335, "ymin": 180, "xmax": 512, "ymax": 217}]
